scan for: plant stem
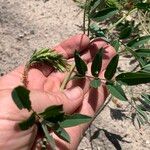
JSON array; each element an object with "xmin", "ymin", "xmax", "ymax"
[
  {"xmin": 90, "ymin": 94, "xmax": 112, "ymax": 123},
  {"xmin": 108, "ymin": 8, "xmax": 137, "ymax": 32},
  {"xmin": 87, "ymin": 16, "xmax": 91, "ymax": 36},
  {"xmin": 83, "ymin": 0, "xmax": 88, "ymax": 34},
  {"xmin": 60, "ymin": 63, "xmax": 75, "ymax": 91},
  {"xmin": 22, "ymin": 62, "xmax": 30, "ymax": 87},
  {"xmin": 78, "ymin": 94, "xmax": 112, "ymax": 146}
]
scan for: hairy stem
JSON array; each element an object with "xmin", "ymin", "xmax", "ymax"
[{"xmin": 22, "ymin": 62, "xmax": 30, "ymax": 87}]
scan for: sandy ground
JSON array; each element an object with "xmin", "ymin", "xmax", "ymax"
[{"xmin": 0, "ymin": 0, "xmax": 150, "ymax": 149}]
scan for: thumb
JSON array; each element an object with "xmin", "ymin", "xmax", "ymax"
[{"xmin": 30, "ymin": 86, "xmax": 83, "ymax": 114}]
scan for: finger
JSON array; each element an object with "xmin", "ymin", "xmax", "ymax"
[
  {"xmin": 9, "ymin": 65, "xmax": 47, "ymax": 90},
  {"xmin": 81, "ymin": 39, "xmax": 116, "ymax": 71},
  {"xmin": 44, "ymin": 72, "xmax": 65, "ymax": 92},
  {"xmin": 0, "ymin": 66, "xmax": 25, "ymax": 90},
  {"xmin": 54, "ymin": 34, "xmax": 90, "ymax": 58},
  {"xmin": 30, "ymin": 86, "xmax": 84, "ymax": 114},
  {"xmin": 53, "ymin": 84, "xmax": 108, "ymax": 150}
]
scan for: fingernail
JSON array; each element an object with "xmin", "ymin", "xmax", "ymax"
[{"xmin": 64, "ymin": 87, "xmax": 83, "ymax": 100}]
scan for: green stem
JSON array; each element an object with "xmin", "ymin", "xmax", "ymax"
[
  {"xmin": 87, "ymin": 16, "xmax": 91, "ymax": 36},
  {"xmin": 77, "ymin": 94, "xmax": 112, "ymax": 147},
  {"xmin": 83, "ymin": 0, "xmax": 88, "ymax": 34},
  {"xmin": 60, "ymin": 63, "xmax": 75, "ymax": 91}
]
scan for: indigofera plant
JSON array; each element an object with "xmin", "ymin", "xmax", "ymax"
[{"xmin": 11, "ymin": 0, "xmax": 150, "ymax": 149}]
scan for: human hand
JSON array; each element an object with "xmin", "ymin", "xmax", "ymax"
[{"xmin": 0, "ymin": 34, "xmax": 115, "ymax": 150}]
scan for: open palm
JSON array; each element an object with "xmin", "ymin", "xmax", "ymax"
[{"xmin": 0, "ymin": 34, "xmax": 115, "ymax": 150}]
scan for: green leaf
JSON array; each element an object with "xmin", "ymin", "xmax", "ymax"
[
  {"xmin": 111, "ymin": 40, "xmax": 120, "ymax": 52},
  {"xmin": 135, "ymin": 49, "xmax": 150, "ymax": 57},
  {"xmin": 11, "ymin": 86, "xmax": 31, "ymax": 111},
  {"xmin": 91, "ymin": 48, "xmax": 103, "ymax": 77},
  {"xmin": 19, "ymin": 112, "xmax": 36, "ymax": 130},
  {"xmin": 136, "ymin": 106, "xmax": 148, "ymax": 122},
  {"xmin": 127, "ymin": 36, "xmax": 150, "ymax": 48},
  {"xmin": 116, "ymin": 72, "xmax": 150, "ymax": 85},
  {"xmin": 141, "ymin": 63, "xmax": 150, "ymax": 73},
  {"xmin": 90, "ymin": 0, "xmax": 103, "ymax": 14},
  {"xmin": 106, "ymin": 0, "xmax": 122, "ymax": 9},
  {"xmin": 90, "ymin": 78, "xmax": 101, "ymax": 88},
  {"xmin": 141, "ymin": 94, "xmax": 150, "ymax": 104},
  {"xmin": 119, "ymin": 27, "xmax": 132, "ymax": 39},
  {"xmin": 105, "ymin": 54, "xmax": 119, "ymax": 80},
  {"xmin": 136, "ymin": 3, "xmax": 150, "ymax": 11},
  {"xmin": 126, "ymin": 47, "xmax": 147, "ymax": 67},
  {"xmin": 136, "ymin": 113, "xmax": 145, "ymax": 125},
  {"xmin": 141, "ymin": 94, "xmax": 150, "ymax": 101},
  {"xmin": 74, "ymin": 51, "xmax": 87, "ymax": 76},
  {"xmin": 41, "ymin": 123, "xmax": 56, "ymax": 150},
  {"xmin": 132, "ymin": 114, "xmax": 141, "ymax": 129},
  {"xmin": 59, "ymin": 114, "xmax": 91, "ymax": 128},
  {"xmin": 106, "ymin": 82, "xmax": 127, "ymax": 101},
  {"xmin": 54, "ymin": 126, "xmax": 70, "ymax": 143},
  {"xmin": 39, "ymin": 105, "xmax": 64, "ymax": 123},
  {"xmin": 90, "ymin": 7, "xmax": 118, "ymax": 22}
]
